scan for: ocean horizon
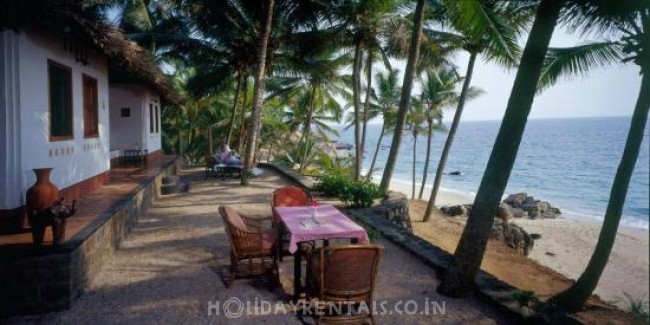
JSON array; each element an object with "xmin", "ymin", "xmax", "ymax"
[{"xmin": 336, "ymin": 116, "xmax": 650, "ymax": 230}]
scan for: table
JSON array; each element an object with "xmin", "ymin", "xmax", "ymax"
[{"xmin": 273, "ymin": 205, "xmax": 369, "ymax": 299}]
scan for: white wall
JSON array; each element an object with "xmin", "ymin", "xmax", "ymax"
[
  {"xmin": 9, "ymin": 28, "xmax": 110, "ymax": 208},
  {"xmin": 109, "ymin": 85, "xmax": 162, "ymax": 153},
  {"xmin": 109, "ymin": 85, "xmax": 145, "ymax": 150}
]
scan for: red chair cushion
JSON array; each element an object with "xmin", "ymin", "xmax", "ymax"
[
  {"xmin": 262, "ymin": 231, "xmax": 276, "ymax": 252},
  {"xmin": 224, "ymin": 206, "xmax": 247, "ymax": 231}
]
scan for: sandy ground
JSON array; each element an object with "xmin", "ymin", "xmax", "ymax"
[
  {"xmin": 7, "ymin": 168, "xmax": 510, "ymax": 324},
  {"xmin": 389, "ymin": 180, "xmax": 650, "ymax": 308}
]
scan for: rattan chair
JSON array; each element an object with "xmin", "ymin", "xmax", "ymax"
[
  {"xmin": 271, "ymin": 186, "xmax": 313, "ymax": 260},
  {"xmin": 219, "ymin": 206, "xmax": 279, "ymax": 287},
  {"xmin": 306, "ymin": 245, "xmax": 383, "ymax": 325}
]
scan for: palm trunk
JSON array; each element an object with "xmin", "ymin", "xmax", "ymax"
[
  {"xmin": 437, "ymin": 0, "xmax": 562, "ymax": 297},
  {"xmin": 299, "ymin": 81, "xmax": 318, "ymax": 173},
  {"xmin": 419, "ymin": 117, "xmax": 433, "ymax": 199},
  {"xmin": 367, "ymin": 121, "xmax": 386, "ymax": 180},
  {"xmin": 550, "ymin": 66, "xmax": 650, "ymax": 312},
  {"xmin": 352, "ymin": 40, "xmax": 363, "ymax": 181},
  {"xmin": 238, "ymin": 77, "xmax": 250, "ymax": 154},
  {"xmin": 412, "ymin": 132, "xmax": 417, "ymax": 199},
  {"xmin": 379, "ymin": 0, "xmax": 425, "ymax": 192},
  {"xmin": 424, "ymin": 51, "xmax": 478, "ymax": 221},
  {"xmin": 208, "ymin": 126, "xmax": 213, "ymax": 155},
  {"xmin": 226, "ymin": 72, "xmax": 243, "ymax": 145},
  {"xmin": 361, "ymin": 51, "xmax": 373, "ymax": 174},
  {"xmin": 242, "ymin": 0, "xmax": 274, "ymax": 185}
]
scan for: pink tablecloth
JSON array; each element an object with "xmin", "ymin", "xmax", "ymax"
[{"xmin": 273, "ymin": 205, "xmax": 369, "ymax": 253}]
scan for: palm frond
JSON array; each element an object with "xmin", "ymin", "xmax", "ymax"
[{"xmin": 538, "ymin": 41, "xmax": 623, "ymax": 92}]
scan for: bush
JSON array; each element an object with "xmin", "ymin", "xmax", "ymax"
[
  {"xmin": 347, "ymin": 181, "xmax": 382, "ymax": 208},
  {"xmin": 316, "ymin": 177, "xmax": 382, "ymax": 208},
  {"xmin": 316, "ymin": 175, "xmax": 352, "ymax": 198}
]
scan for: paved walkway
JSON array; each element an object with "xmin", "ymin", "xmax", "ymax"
[{"xmin": 9, "ymin": 169, "xmax": 510, "ymax": 324}]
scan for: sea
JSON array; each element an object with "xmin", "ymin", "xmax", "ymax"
[{"xmin": 336, "ymin": 117, "xmax": 650, "ymax": 230}]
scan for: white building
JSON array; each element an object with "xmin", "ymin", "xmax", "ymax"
[{"xmin": 0, "ymin": 15, "xmax": 180, "ymax": 231}]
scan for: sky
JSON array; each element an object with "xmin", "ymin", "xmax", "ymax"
[
  {"xmin": 369, "ymin": 27, "xmax": 643, "ymax": 123},
  {"xmin": 360, "ymin": 28, "xmax": 641, "ymax": 123},
  {"xmin": 452, "ymin": 28, "xmax": 643, "ymax": 122}
]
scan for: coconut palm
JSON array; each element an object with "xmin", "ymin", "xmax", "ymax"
[
  {"xmin": 550, "ymin": 3, "xmax": 649, "ymax": 312},
  {"xmin": 423, "ymin": 0, "xmax": 531, "ymax": 221},
  {"xmin": 239, "ymin": 0, "xmax": 274, "ymax": 184},
  {"xmin": 417, "ymin": 67, "xmax": 483, "ymax": 199},
  {"xmin": 438, "ymin": 0, "xmax": 636, "ymax": 298},
  {"xmin": 379, "ymin": 0, "xmax": 426, "ymax": 192},
  {"xmin": 334, "ymin": 0, "xmax": 406, "ymax": 181},
  {"xmin": 267, "ymin": 51, "xmax": 349, "ymax": 172},
  {"xmin": 367, "ymin": 69, "xmax": 401, "ymax": 179},
  {"xmin": 407, "ymin": 96, "xmax": 429, "ymax": 199},
  {"xmin": 437, "ymin": 0, "xmax": 564, "ymax": 297}
]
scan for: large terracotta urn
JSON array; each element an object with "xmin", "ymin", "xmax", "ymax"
[{"xmin": 26, "ymin": 168, "xmax": 60, "ymax": 223}]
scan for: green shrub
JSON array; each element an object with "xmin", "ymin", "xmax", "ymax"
[
  {"xmin": 317, "ymin": 176, "xmax": 382, "ymax": 207},
  {"xmin": 347, "ymin": 181, "xmax": 382, "ymax": 208},
  {"xmin": 316, "ymin": 175, "xmax": 352, "ymax": 198}
]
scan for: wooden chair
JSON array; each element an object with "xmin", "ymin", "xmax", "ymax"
[
  {"xmin": 219, "ymin": 206, "xmax": 279, "ymax": 287},
  {"xmin": 306, "ymin": 245, "xmax": 383, "ymax": 325},
  {"xmin": 271, "ymin": 186, "xmax": 313, "ymax": 260}
]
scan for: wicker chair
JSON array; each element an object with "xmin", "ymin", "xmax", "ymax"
[
  {"xmin": 306, "ymin": 245, "xmax": 383, "ymax": 325},
  {"xmin": 219, "ymin": 206, "xmax": 279, "ymax": 288},
  {"xmin": 271, "ymin": 186, "xmax": 313, "ymax": 216},
  {"xmin": 271, "ymin": 186, "xmax": 313, "ymax": 260}
]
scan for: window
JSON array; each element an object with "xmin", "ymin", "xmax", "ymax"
[
  {"xmin": 149, "ymin": 103, "xmax": 155, "ymax": 133},
  {"xmin": 121, "ymin": 108, "xmax": 130, "ymax": 117},
  {"xmin": 83, "ymin": 74, "xmax": 99, "ymax": 138},
  {"xmin": 48, "ymin": 60, "xmax": 73, "ymax": 140}
]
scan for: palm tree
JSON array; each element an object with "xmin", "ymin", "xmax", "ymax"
[
  {"xmin": 240, "ymin": 0, "xmax": 275, "ymax": 185},
  {"xmin": 367, "ymin": 69, "xmax": 401, "ymax": 179},
  {"xmin": 438, "ymin": 0, "xmax": 639, "ymax": 298},
  {"xmin": 417, "ymin": 67, "xmax": 482, "ymax": 199},
  {"xmin": 437, "ymin": 0, "xmax": 565, "ymax": 297},
  {"xmin": 407, "ymin": 96, "xmax": 429, "ymax": 199},
  {"xmin": 267, "ymin": 52, "xmax": 349, "ymax": 172},
  {"xmin": 335, "ymin": 0, "xmax": 405, "ymax": 181},
  {"xmin": 379, "ymin": 0, "xmax": 426, "ymax": 192},
  {"xmin": 550, "ymin": 4, "xmax": 649, "ymax": 312},
  {"xmin": 423, "ymin": 0, "xmax": 530, "ymax": 221}
]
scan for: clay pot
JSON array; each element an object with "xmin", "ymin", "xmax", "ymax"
[{"xmin": 26, "ymin": 168, "xmax": 59, "ymax": 226}]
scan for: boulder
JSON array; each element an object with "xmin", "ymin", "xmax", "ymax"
[
  {"xmin": 491, "ymin": 221, "xmax": 535, "ymax": 256},
  {"xmin": 504, "ymin": 192, "xmax": 527, "ymax": 208},
  {"xmin": 502, "ymin": 192, "xmax": 562, "ymax": 219},
  {"xmin": 496, "ymin": 203, "xmax": 514, "ymax": 220},
  {"xmin": 440, "ymin": 205, "xmax": 467, "ymax": 217},
  {"xmin": 512, "ymin": 208, "xmax": 528, "ymax": 218}
]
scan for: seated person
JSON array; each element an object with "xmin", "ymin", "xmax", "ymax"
[{"xmin": 216, "ymin": 142, "xmax": 241, "ymax": 166}]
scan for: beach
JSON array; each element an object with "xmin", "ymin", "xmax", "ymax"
[{"xmin": 388, "ymin": 181, "xmax": 650, "ymax": 307}]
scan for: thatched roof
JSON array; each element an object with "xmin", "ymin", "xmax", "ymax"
[{"xmin": 0, "ymin": 0, "xmax": 182, "ymax": 105}]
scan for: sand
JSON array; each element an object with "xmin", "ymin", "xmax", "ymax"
[{"xmin": 389, "ymin": 181, "xmax": 650, "ymax": 307}]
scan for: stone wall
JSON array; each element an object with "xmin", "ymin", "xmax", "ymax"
[
  {"xmin": 373, "ymin": 191, "xmax": 412, "ymax": 233},
  {"xmin": 0, "ymin": 159, "xmax": 179, "ymax": 317}
]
